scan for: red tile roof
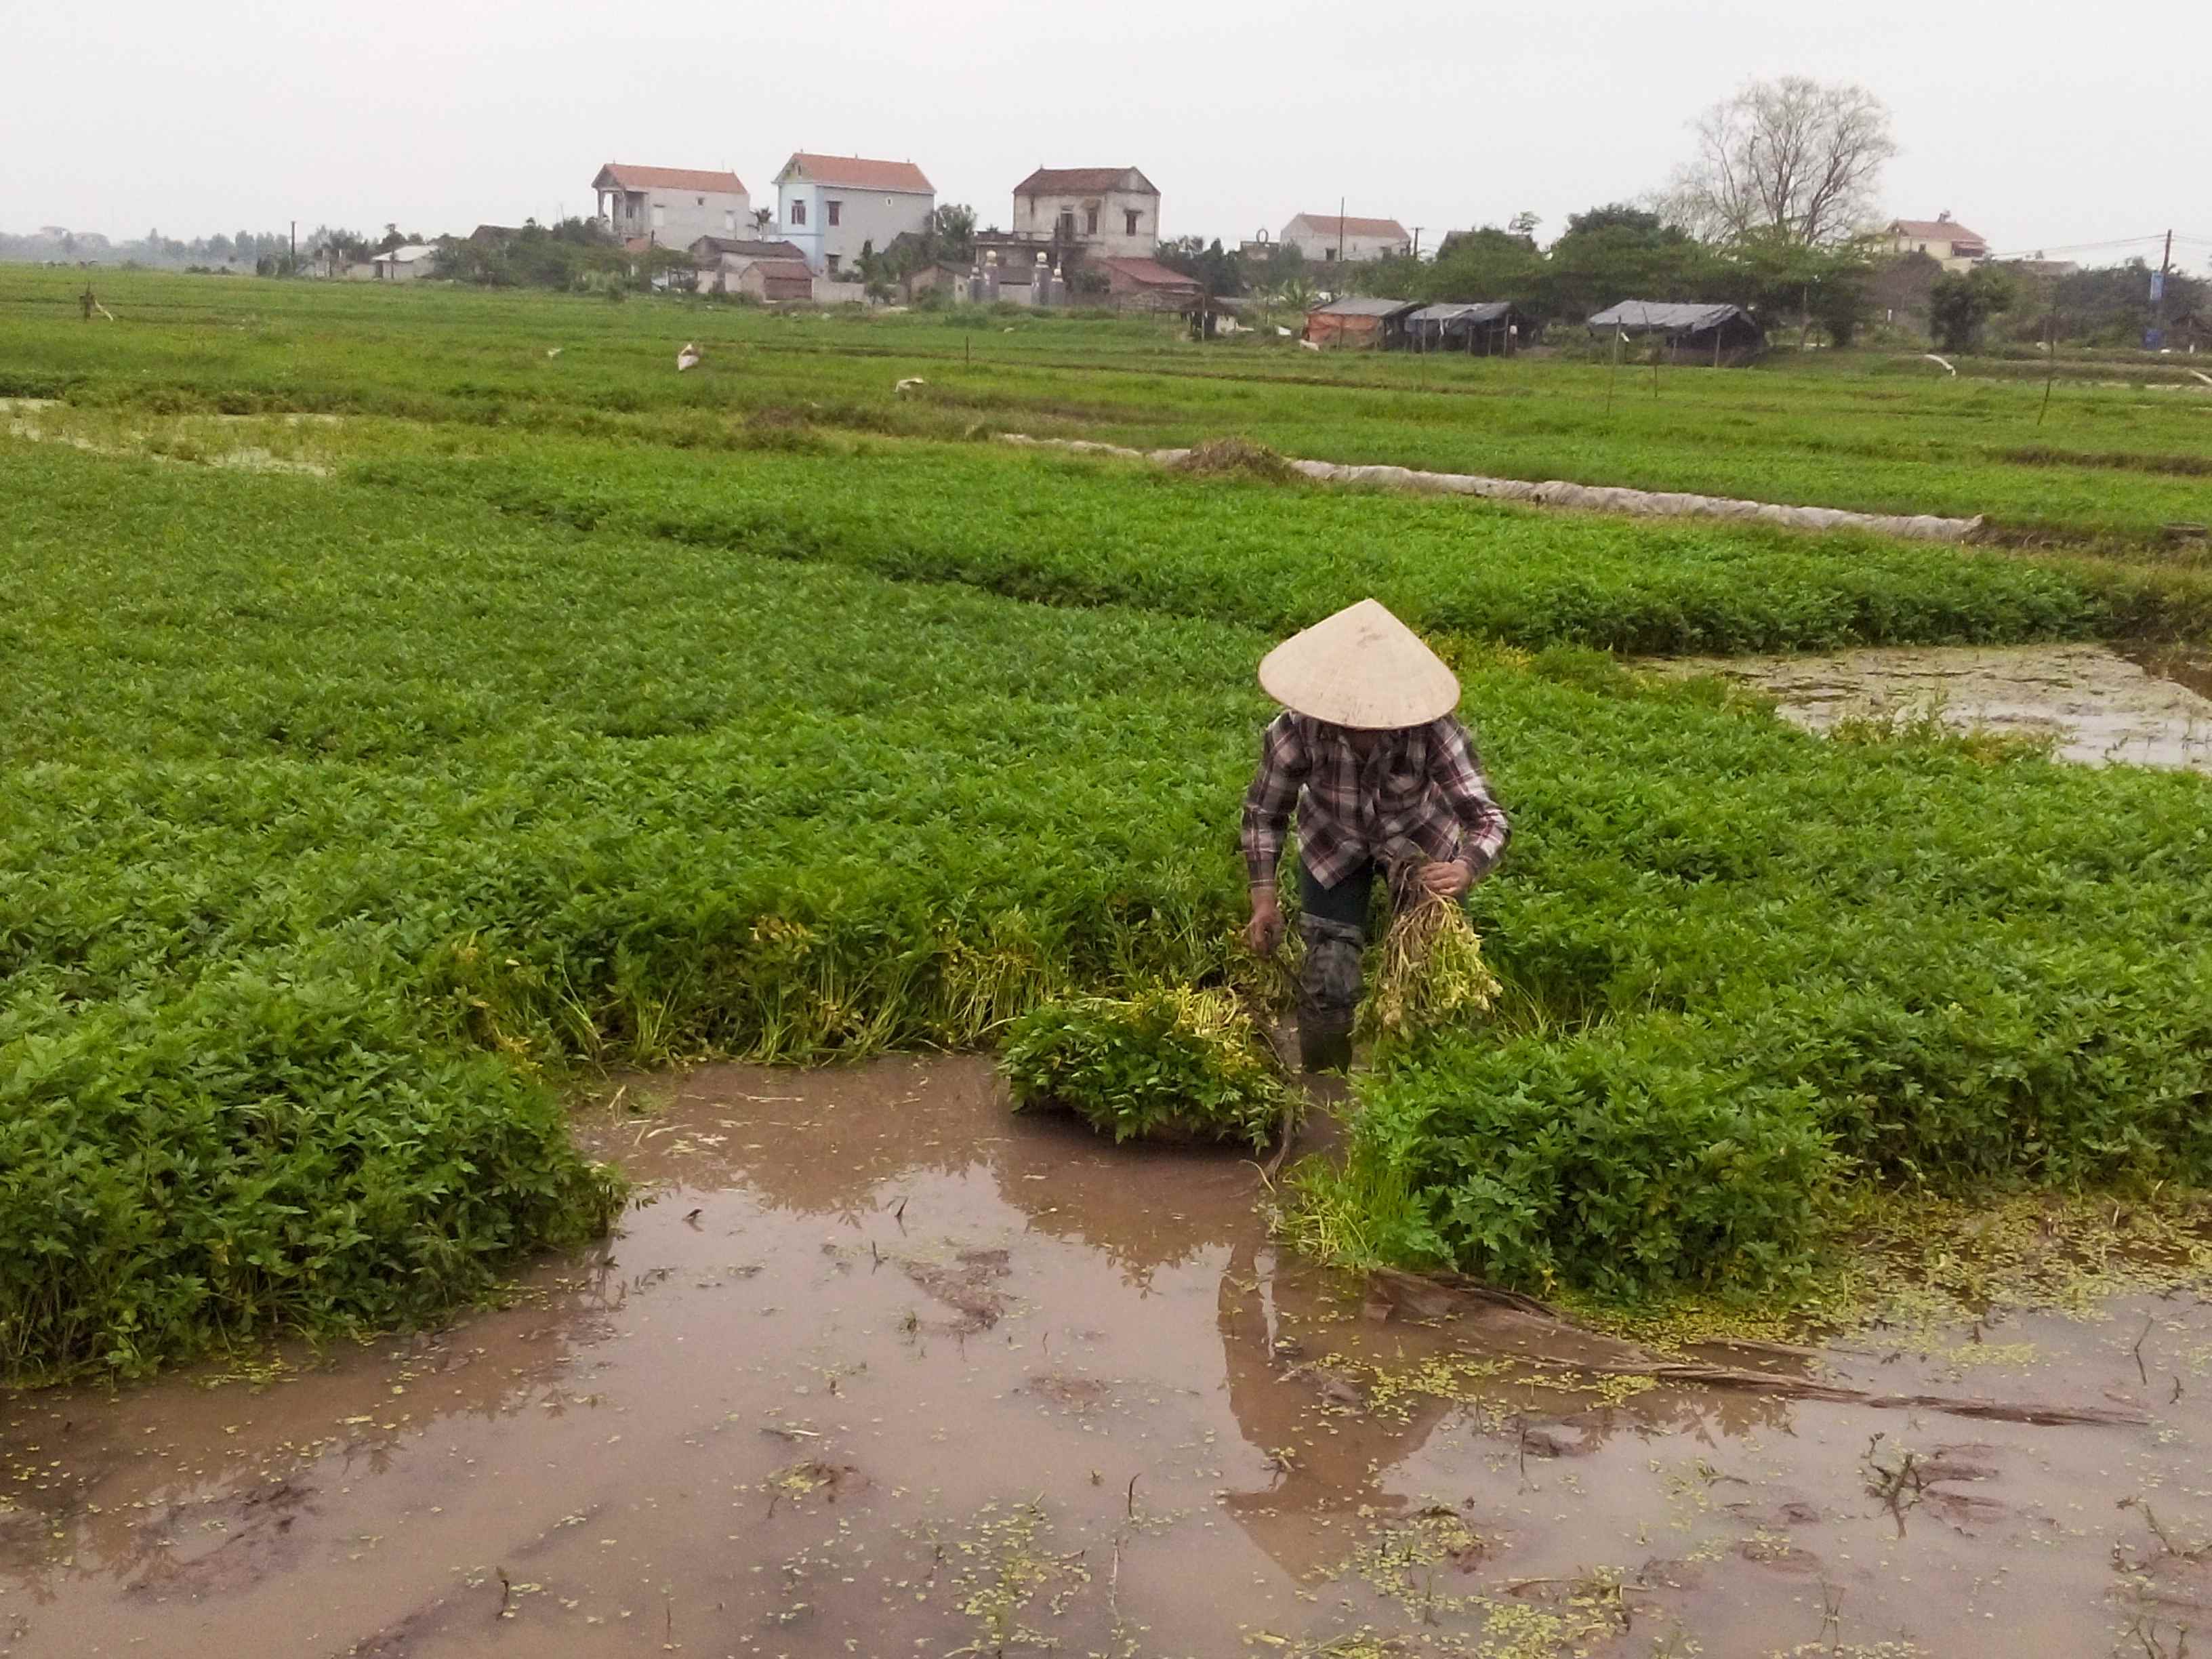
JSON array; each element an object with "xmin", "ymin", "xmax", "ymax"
[
  {"xmin": 779, "ymin": 153, "xmax": 934, "ymax": 193},
  {"xmin": 742, "ymin": 260, "xmax": 816, "ymax": 282},
  {"xmin": 596, "ymin": 163, "xmax": 747, "ymax": 195},
  {"xmin": 1288, "ymin": 213, "xmax": 1410, "ymax": 242},
  {"xmin": 1015, "ymin": 167, "xmax": 1158, "ymax": 197},
  {"xmin": 1097, "ymin": 256, "xmax": 1201, "ymax": 289},
  {"xmin": 1891, "ymin": 218, "xmax": 1986, "ymax": 244}
]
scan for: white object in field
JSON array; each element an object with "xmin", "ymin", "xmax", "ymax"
[
  {"xmin": 1002, "ymin": 326, "xmax": 1015, "ymax": 333},
  {"xmin": 1923, "ymin": 353, "xmax": 1957, "ymax": 376},
  {"xmin": 1275, "ymin": 325, "xmax": 1292, "ymax": 337},
  {"xmin": 1298, "ymin": 338, "xmax": 1321, "ymax": 352},
  {"xmin": 676, "ymin": 342, "xmax": 701, "ymax": 372},
  {"xmin": 546, "ymin": 347, "xmax": 562, "ymax": 359},
  {"xmin": 894, "ymin": 377, "xmax": 926, "ymax": 395},
  {"xmin": 2193, "ymin": 371, "xmax": 2212, "ymax": 388}
]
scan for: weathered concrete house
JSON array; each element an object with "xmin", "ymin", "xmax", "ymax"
[
  {"xmin": 773, "ymin": 154, "xmax": 935, "ymax": 276},
  {"xmin": 592, "ymin": 163, "xmax": 752, "ymax": 248},
  {"xmin": 1280, "ymin": 212, "xmax": 1411, "ymax": 264},
  {"xmin": 1094, "ymin": 256, "xmax": 1204, "ymax": 312},
  {"xmin": 689, "ymin": 234, "xmax": 811, "ymax": 295},
  {"xmin": 1886, "ymin": 213, "xmax": 1989, "ymax": 274},
  {"xmin": 1010, "ymin": 168, "xmax": 1160, "ymax": 260},
  {"xmin": 367, "ymin": 243, "xmax": 438, "ymax": 281}
]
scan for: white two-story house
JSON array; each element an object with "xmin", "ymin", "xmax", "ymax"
[
  {"xmin": 592, "ymin": 163, "xmax": 751, "ymax": 247},
  {"xmin": 1009, "ymin": 168, "xmax": 1160, "ymax": 260},
  {"xmin": 1279, "ymin": 211, "xmax": 1412, "ymax": 264},
  {"xmin": 773, "ymin": 154, "xmax": 935, "ymax": 276}
]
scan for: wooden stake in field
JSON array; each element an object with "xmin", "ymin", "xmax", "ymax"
[{"xmin": 2039, "ymin": 311, "xmax": 2059, "ymax": 428}]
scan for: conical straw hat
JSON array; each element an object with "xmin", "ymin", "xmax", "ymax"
[{"xmin": 1257, "ymin": 599, "xmax": 1460, "ymax": 729}]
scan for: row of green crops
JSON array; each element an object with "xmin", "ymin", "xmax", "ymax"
[
  {"xmin": 9, "ymin": 427, "xmax": 2212, "ymax": 1364},
  {"xmin": 368, "ymin": 433, "xmax": 2212, "ymax": 653},
  {"xmin": 5, "ymin": 266, "xmax": 2212, "ymax": 546}
]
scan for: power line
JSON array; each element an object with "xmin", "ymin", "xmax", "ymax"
[{"xmin": 1982, "ymin": 232, "xmax": 2172, "ymax": 260}]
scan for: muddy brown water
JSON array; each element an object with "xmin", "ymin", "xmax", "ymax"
[
  {"xmin": 1652, "ymin": 643, "xmax": 2212, "ymax": 773},
  {"xmin": 5, "ymin": 1058, "xmax": 2211, "ymax": 1658}
]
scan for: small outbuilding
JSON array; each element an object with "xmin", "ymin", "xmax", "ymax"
[
  {"xmin": 1586, "ymin": 301, "xmax": 1765, "ymax": 365},
  {"xmin": 1406, "ymin": 301, "xmax": 1528, "ymax": 356},
  {"xmin": 729, "ymin": 258, "xmax": 815, "ymax": 302},
  {"xmin": 1306, "ymin": 295, "xmax": 1418, "ymax": 349},
  {"xmin": 369, "ymin": 244, "xmax": 438, "ymax": 282},
  {"xmin": 1095, "ymin": 255, "xmax": 1205, "ymax": 312}
]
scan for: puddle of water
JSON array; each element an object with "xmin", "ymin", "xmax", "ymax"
[
  {"xmin": 1657, "ymin": 643, "xmax": 2212, "ymax": 773},
  {"xmin": 3, "ymin": 1055, "xmax": 2207, "ymax": 1658}
]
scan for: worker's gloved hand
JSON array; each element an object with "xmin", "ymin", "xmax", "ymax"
[
  {"xmin": 1418, "ymin": 860, "xmax": 1473, "ymax": 899},
  {"xmin": 1246, "ymin": 890, "xmax": 1285, "ymax": 956}
]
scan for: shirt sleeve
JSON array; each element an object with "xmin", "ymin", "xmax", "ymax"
[
  {"xmin": 1240, "ymin": 713, "xmax": 1309, "ymax": 888},
  {"xmin": 1429, "ymin": 716, "xmax": 1510, "ymax": 879}
]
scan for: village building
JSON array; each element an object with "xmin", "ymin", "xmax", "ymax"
[
  {"xmin": 773, "ymin": 154, "xmax": 935, "ymax": 276},
  {"xmin": 1010, "ymin": 168, "xmax": 1161, "ymax": 260},
  {"xmin": 363, "ymin": 243, "xmax": 438, "ymax": 281},
  {"xmin": 1586, "ymin": 301, "xmax": 1766, "ymax": 365},
  {"xmin": 1279, "ymin": 212, "xmax": 1412, "ymax": 264},
  {"xmin": 1094, "ymin": 255, "xmax": 1204, "ymax": 312},
  {"xmin": 689, "ymin": 236, "xmax": 815, "ymax": 300},
  {"xmin": 1885, "ymin": 213, "xmax": 1990, "ymax": 274},
  {"xmin": 592, "ymin": 164, "xmax": 752, "ymax": 248},
  {"xmin": 1306, "ymin": 295, "xmax": 1418, "ymax": 348}
]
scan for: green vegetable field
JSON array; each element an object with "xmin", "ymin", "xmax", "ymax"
[{"xmin": 5, "ymin": 267, "xmax": 2211, "ymax": 1376}]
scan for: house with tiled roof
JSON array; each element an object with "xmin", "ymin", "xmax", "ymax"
[
  {"xmin": 1279, "ymin": 211, "xmax": 1412, "ymax": 264},
  {"xmin": 592, "ymin": 163, "xmax": 752, "ymax": 247},
  {"xmin": 1010, "ymin": 167, "xmax": 1160, "ymax": 259},
  {"xmin": 1887, "ymin": 213, "xmax": 1989, "ymax": 273},
  {"xmin": 773, "ymin": 153, "xmax": 935, "ymax": 276}
]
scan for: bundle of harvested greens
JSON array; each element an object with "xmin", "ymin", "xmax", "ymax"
[
  {"xmin": 1359, "ymin": 854, "xmax": 1502, "ymax": 1042},
  {"xmin": 1000, "ymin": 985, "xmax": 1296, "ymax": 1149}
]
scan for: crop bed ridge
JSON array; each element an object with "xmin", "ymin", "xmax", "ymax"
[{"xmin": 999, "ymin": 432, "xmax": 1987, "ymax": 541}]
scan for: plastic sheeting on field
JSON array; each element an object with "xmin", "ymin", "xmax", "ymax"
[{"xmin": 997, "ymin": 434, "xmax": 1986, "ymax": 544}]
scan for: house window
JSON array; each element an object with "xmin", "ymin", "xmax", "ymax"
[
  {"xmin": 827, "ymin": 253, "xmax": 841, "ymax": 274},
  {"xmin": 827, "ymin": 199, "xmax": 841, "ymax": 227},
  {"xmin": 652, "ymin": 203, "xmax": 665, "ymax": 230},
  {"xmin": 1085, "ymin": 206, "xmax": 1099, "ymax": 234},
  {"xmin": 1125, "ymin": 209, "xmax": 1140, "ymax": 237},
  {"xmin": 1323, "ymin": 247, "xmax": 1336, "ymax": 262},
  {"xmin": 725, "ymin": 209, "xmax": 735, "ymax": 232},
  {"xmin": 696, "ymin": 197, "xmax": 705, "ymax": 206},
  {"xmin": 791, "ymin": 200, "xmax": 806, "ymax": 226},
  {"xmin": 1057, "ymin": 209, "xmax": 1076, "ymax": 240}
]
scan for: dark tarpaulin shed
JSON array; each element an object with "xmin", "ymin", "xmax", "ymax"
[
  {"xmin": 1586, "ymin": 301, "xmax": 1766, "ymax": 364},
  {"xmin": 1406, "ymin": 301, "xmax": 1527, "ymax": 355}
]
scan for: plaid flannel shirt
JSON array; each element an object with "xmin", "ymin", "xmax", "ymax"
[{"xmin": 1240, "ymin": 712, "xmax": 1510, "ymax": 890}]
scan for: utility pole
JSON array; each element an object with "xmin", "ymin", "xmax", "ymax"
[
  {"xmin": 1412, "ymin": 226, "xmax": 1423, "ymax": 261},
  {"xmin": 2148, "ymin": 229, "xmax": 2173, "ymax": 350},
  {"xmin": 1337, "ymin": 195, "xmax": 1345, "ymax": 266}
]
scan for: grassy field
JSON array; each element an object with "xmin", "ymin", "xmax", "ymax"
[
  {"xmin": 5, "ymin": 266, "xmax": 2211, "ymax": 548},
  {"xmin": 7, "ymin": 268, "xmax": 2212, "ymax": 1375}
]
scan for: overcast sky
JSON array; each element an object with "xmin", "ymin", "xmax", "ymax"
[{"xmin": 7, "ymin": 0, "xmax": 2205, "ymax": 268}]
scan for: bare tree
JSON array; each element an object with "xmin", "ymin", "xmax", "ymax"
[{"xmin": 1664, "ymin": 77, "xmax": 1897, "ymax": 249}]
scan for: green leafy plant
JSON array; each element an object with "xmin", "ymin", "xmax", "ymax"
[{"xmin": 1001, "ymin": 987, "xmax": 1294, "ymax": 1149}]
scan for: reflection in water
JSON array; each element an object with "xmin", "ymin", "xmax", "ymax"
[{"xmin": 0, "ymin": 1054, "xmax": 2205, "ymax": 1659}]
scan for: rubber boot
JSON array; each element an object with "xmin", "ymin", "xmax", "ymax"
[{"xmin": 1296, "ymin": 915, "xmax": 1365, "ymax": 1075}]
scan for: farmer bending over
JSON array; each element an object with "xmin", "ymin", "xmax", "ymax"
[{"xmin": 1241, "ymin": 599, "xmax": 1510, "ymax": 1072}]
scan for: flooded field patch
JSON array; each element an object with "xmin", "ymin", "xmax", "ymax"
[
  {"xmin": 1652, "ymin": 643, "xmax": 2212, "ymax": 772},
  {"xmin": 2, "ymin": 1058, "xmax": 2209, "ymax": 1658}
]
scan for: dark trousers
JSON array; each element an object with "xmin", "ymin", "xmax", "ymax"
[{"xmin": 1300, "ymin": 858, "xmax": 1382, "ymax": 937}]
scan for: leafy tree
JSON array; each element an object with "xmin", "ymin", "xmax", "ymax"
[
  {"xmin": 929, "ymin": 203, "xmax": 977, "ymax": 266},
  {"xmin": 1422, "ymin": 226, "xmax": 1542, "ymax": 304},
  {"xmin": 1928, "ymin": 265, "xmax": 2016, "ymax": 351},
  {"xmin": 1664, "ymin": 76, "xmax": 1896, "ymax": 249},
  {"xmin": 1155, "ymin": 235, "xmax": 1242, "ymax": 298},
  {"xmin": 1538, "ymin": 206, "xmax": 1710, "ymax": 321}
]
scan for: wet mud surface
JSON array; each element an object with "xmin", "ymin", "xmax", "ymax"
[
  {"xmin": 1656, "ymin": 643, "xmax": 2212, "ymax": 772},
  {"xmin": 6, "ymin": 1057, "xmax": 2212, "ymax": 1657}
]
